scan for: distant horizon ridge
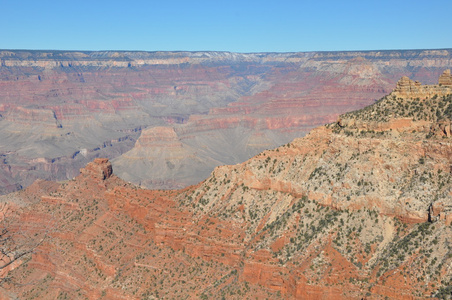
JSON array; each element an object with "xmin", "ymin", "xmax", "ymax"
[{"xmin": 1, "ymin": 47, "xmax": 452, "ymax": 54}]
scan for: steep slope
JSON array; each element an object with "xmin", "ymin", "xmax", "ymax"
[
  {"xmin": 1, "ymin": 74, "xmax": 452, "ymax": 300},
  {"xmin": 1, "ymin": 49, "xmax": 452, "ymax": 193}
]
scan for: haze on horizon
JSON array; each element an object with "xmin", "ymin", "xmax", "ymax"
[{"xmin": 1, "ymin": 0, "xmax": 451, "ymax": 53}]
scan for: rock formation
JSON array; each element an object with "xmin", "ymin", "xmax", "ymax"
[
  {"xmin": 0, "ymin": 49, "xmax": 452, "ymax": 194},
  {"xmin": 391, "ymin": 74, "xmax": 452, "ymax": 99},
  {"xmin": 0, "ymin": 75, "xmax": 451, "ymax": 299},
  {"xmin": 79, "ymin": 158, "xmax": 112, "ymax": 180},
  {"xmin": 439, "ymin": 69, "xmax": 452, "ymax": 86}
]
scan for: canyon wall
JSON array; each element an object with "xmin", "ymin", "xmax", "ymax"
[
  {"xmin": 1, "ymin": 78, "xmax": 451, "ymax": 299},
  {"xmin": 1, "ymin": 49, "xmax": 452, "ymax": 193}
]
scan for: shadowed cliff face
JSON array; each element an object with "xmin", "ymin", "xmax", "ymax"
[
  {"xmin": 1, "ymin": 78, "xmax": 451, "ymax": 299},
  {"xmin": 1, "ymin": 49, "xmax": 452, "ymax": 193}
]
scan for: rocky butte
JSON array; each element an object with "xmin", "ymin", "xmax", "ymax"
[
  {"xmin": 1, "ymin": 49, "xmax": 452, "ymax": 193},
  {"xmin": 0, "ymin": 73, "xmax": 451, "ymax": 299}
]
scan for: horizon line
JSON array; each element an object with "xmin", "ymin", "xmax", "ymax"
[{"xmin": 1, "ymin": 47, "xmax": 452, "ymax": 55}]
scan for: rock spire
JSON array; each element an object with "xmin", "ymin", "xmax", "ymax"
[{"xmin": 439, "ymin": 69, "xmax": 452, "ymax": 86}]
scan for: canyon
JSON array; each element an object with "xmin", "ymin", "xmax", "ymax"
[
  {"xmin": 0, "ymin": 74, "xmax": 451, "ymax": 299},
  {"xmin": 1, "ymin": 49, "xmax": 452, "ymax": 192}
]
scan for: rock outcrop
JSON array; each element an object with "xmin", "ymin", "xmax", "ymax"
[
  {"xmin": 439, "ymin": 69, "xmax": 452, "ymax": 86},
  {"xmin": 79, "ymin": 158, "xmax": 112, "ymax": 180},
  {"xmin": 391, "ymin": 74, "xmax": 452, "ymax": 99}
]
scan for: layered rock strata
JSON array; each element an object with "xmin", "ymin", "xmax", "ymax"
[
  {"xmin": 0, "ymin": 49, "xmax": 452, "ymax": 194},
  {"xmin": 439, "ymin": 69, "xmax": 452, "ymax": 86},
  {"xmin": 1, "ymin": 76, "xmax": 451, "ymax": 299}
]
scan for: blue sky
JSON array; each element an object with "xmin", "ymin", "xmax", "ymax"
[{"xmin": 1, "ymin": 0, "xmax": 451, "ymax": 52}]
